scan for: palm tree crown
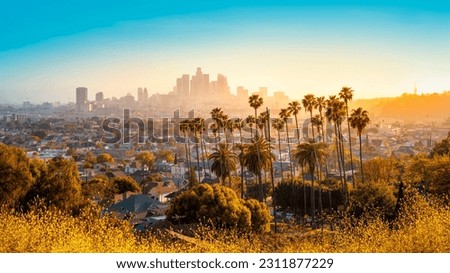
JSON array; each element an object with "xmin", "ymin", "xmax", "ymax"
[{"xmin": 208, "ymin": 142, "xmax": 238, "ymax": 187}]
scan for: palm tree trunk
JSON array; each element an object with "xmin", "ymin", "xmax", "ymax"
[
  {"xmin": 346, "ymin": 107, "xmax": 356, "ymax": 188},
  {"xmin": 277, "ymin": 130, "xmax": 283, "ymax": 182},
  {"xmin": 338, "ymin": 123, "xmax": 349, "ymax": 206},
  {"xmin": 240, "ymin": 163, "xmax": 244, "ymax": 199},
  {"xmin": 195, "ymin": 132, "xmax": 201, "ymax": 183},
  {"xmin": 294, "ymin": 114, "xmax": 300, "ymax": 142},
  {"xmin": 310, "ymin": 166, "xmax": 316, "ymax": 228},
  {"xmin": 285, "ymin": 123, "xmax": 294, "ymax": 178},
  {"xmin": 359, "ymin": 134, "xmax": 365, "ymax": 183},
  {"xmin": 310, "ymin": 111, "xmax": 315, "ymax": 140},
  {"xmin": 200, "ymin": 133, "xmax": 207, "ymax": 177},
  {"xmin": 254, "ymin": 108, "xmax": 263, "ymax": 201},
  {"xmin": 301, "ymin": 165, "xmax": 306, "ymax": 219}
]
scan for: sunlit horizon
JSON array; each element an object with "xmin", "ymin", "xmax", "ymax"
[{"xmin": 1, "ymin": 1, "xmax": 450, "ymax": 104}]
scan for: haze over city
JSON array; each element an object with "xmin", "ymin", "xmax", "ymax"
[{"xmin": 1, "ymin": 1, "xmax": 450, "ymax": 104}]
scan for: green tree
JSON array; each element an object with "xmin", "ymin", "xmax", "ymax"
[
  {"xmin": 339, "ymin": 86, "xmax": 356, "ymax": 187},
  {"xmin": 287, "ymin": 100, "xmax": 302, "ymax": 141},
  {"xmin": 243, "ymin": 136, "xmax": 274, "ymax": 202},
  {"xmin": 84, "ymin": 151, "xmax": 96, "ymax": 168},
  {"xmin": 26, "ymin": 156, "xmax": 86, "ymax": 213},
  {"xmin": 96, "ymin": 153, "xmax": 115, "ymax": 164},
  {"xmin": 350, "ymin": 180, "xmax": 396, "ymax": 217},
  {"xmin": 166, "ymin": 184, "xmax": 270, "ymax": 233},
  {"xmin": 0, "ymin": 143, "xmax": 34, "ymax": 208},
  {"xmin": 208, "ymin": 143, "xmax": 238, "ymax": 187},
  {"xmin": 430, "ymin": 132, "xmax": 450, "ymax": 157},
  {"xmin": 135, "ymin": 151, "xmax": 156, "ymax": 169},
  {"xmin": 292, "ymin": 139, "xmax": 328, "ymax": 224},
  {"xmin": 302, "ymin": 94, "xmax": 317, "ymax": 140},
  {"xmin": 348, "ymin": 107, "xmax": 370, "ymax": 183},
  {"xmin": 112, "ymin": 176, "xmax": 141, "ymax": 194}
]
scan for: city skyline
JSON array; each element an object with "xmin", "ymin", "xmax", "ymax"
[{"xmin": 1, "ymin": 1, "xmax": 450, "ymax": 103}]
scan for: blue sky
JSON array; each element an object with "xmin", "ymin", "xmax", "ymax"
[{"xmin": 1, "ymin": 1, "xmax": 450, "ymax": 103}]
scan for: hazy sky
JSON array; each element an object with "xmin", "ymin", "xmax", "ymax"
[{"xmin": 1, "ymin": 1, "xmax": 450, "ymax": 104}]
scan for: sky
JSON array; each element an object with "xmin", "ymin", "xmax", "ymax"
[{"xmin": 1, "ymin": 0, "xmax": 450, "ymax": 104}]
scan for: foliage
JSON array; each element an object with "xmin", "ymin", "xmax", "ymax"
[
  {"xmin": 24, "ymin": 157, "xmax": 87, "ymax": 214},
  {"xmin": 0, "ymin": 143, "xmax": 34, "ymax": 208},
  {"xmin": 430, "ymin": 132, "xmax": 450, "ymax": 157},
  {"xmin": 350, "ymin": 180, "xmax": 396, "ymax": 216},
  {"xmin": 112, "ymin": 176, "xmax": 141, "ymax": 194},
  {"xmin": 274, "ymin": 180, "xmax": 343, "ymax": 215},
  {"xmin": 208, "ymin": 143, "xmax": 238, "ymax": 186},
  {"xmin": 2, "ymin": 191, "xmax": 450, "ymax": 252},
  {"xmin": 84, "ymin": 151, "xmax": 96, "ymax": 168},
  {"xmin": 154, "ymin": 149, "xmax": 175, "ymax": 163},
  {"xmin": 404, "ymin": 154, "xmax": 450, "ymax": 195},
  {"xmin": 166, "ymin": 184, "xmax": 270, "ymax": 233},
  {"xmin": 135, "ymin": 151, "xmax": 156, "ymax": 169},
  {"xmin": 96, "ymin": 153, "xmax": 115, "ymax": 164}
]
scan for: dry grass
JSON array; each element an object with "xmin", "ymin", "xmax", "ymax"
[{"xmin": 1, "ymin": 193, "xmax": 449, "ymax": 253}]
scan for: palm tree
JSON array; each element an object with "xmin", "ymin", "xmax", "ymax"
[
  {"xmin": 315, "ymin": 96, "xmax": 332, "ymax": 210},
  {"xmin": 348, "ymin": 107, "xmax": 370, "ymax": 183},
  {"xmin": 179, "ymin": 120, "xmax": 191, "ymax": 170},
  {"xmin": 210, "ymin": 107, "xmax": 224, "ymax": 140},
  {"xmin": 292, "ymin": 139, "xmax": 328, "ymax": 226},
  {"xmin": 249, "ymin": 95, "xmax": 264, "ymax": 138},
  {"xmin": 258, "ymin": 111, "xmax": 270, "ymax": 139},
  {"xmin": 245, "ymin": 115, "xmax": 256, "ymax": 139},
  {"xmin": 233, "ymin": 118, "xmax": 244, "ymax": 143},
  {"xmin": 326, "ymin": 96, "xmax": 348, "ymax": 203},
  {"xmin": 287, "ymin": 100, "xmax": 302, "ymax": 142},
  {"xmin": 314, "ymin": 96, "xmax": 327, "ymax": 142},
  {"xmin": 339, "ymin": 86, "xmax": 355, "ymax": 188},
  {"xmin": 302, "ymin": 94, "xmax": 317, "ymax": 140},
  {"xmin": 209, "ymin": 122, "xmax": 219, "ymax": 149},
  {"xmin": 279, "ymin": 108, "xmax": 294, "ymax": 178},
  {"xmin": 225, "ymin": 117, "xmax": 234, "ymax": 145},
  {"xmin": 272, "ymin": 118, "xmax": 285, "ymax": 181},
  {"xmin": 189, "ymin": 118, "xmax": 202, "ymax": 181},
  {"xmin": 234, "ymin": 143, "xmax": 247, "ymax": 198},
  {"xmin": 243, "ymin": 135, "xmax": 274, "ymax": 202},
  {"xmin": 208, "ymin": 142, "xmax": 238, "ymax": 187},
  {"xmin": 311, "ymin": 114, "xmax": 323, "ymax": 138}
]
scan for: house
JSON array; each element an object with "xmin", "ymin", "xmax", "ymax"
[
  {"xmin": 108, "ymin": 194, "xmax": 167, "ymax": 220},
  {"xmin": 143, "ymin": 181, "xmax": 178, "ymax": 203}
]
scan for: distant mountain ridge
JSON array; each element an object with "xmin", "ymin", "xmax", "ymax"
[{"xmin": 351, "ymin": 91, "xmax": 450, "ymax": 121}]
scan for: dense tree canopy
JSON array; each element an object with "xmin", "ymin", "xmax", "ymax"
[
  {"xmin": 166, "ymin": 184, "xmax": 271, "ymax": 233},
  {"xmin": 0, "ymin": 143, "xmax": 34, "ymax": 207}
]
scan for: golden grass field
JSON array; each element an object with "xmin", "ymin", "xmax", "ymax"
[{"xmin": 1, "ymin": 192, "xmax": 449, "ymax": 253}]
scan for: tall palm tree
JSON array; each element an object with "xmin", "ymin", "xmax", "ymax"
[
  {"xmin": 233, "ymin": 118, "xmax": 245, "ymax": 143},
  {"xmin": 287, "ymin": 100, "xmax": 302, "ymax": 142},
  {"xmin": 234, "ymin": 143, "xmax": 247, "ymax": 198},
  {"xmin": 243, "ymin": 135, "xmax": 274, "ymax": 202},
  {"xmin": 311, "ymin": 114, "xmax": 323, "ymax": 138},
  {"xmin": 258, "ymin": 111, "xmax": 270, "ymax": 139},
  {"xmin": 339, "ymin": 86, "xmax": 355, "ymax": 188},
  {"xmin": 249, "ymin": 95, "xmax": 264, "ymax": 138},
  {"xmin": 180, "ymin": 120, "xmax": 191, "ymax": 170},
  {"xmin": 302, "ymin": 94, "xmax": 317, "ymax": 141},
  {"xmin": 325, "ymin": 96, "xmax": 348, "ymax": 204},
  {"xmin": 208, "ymin": 142, "xmax": 238, "ymax": 187},
  {"xmin": 314, "ymin": 96, "xmax": 327, "ymax": 142},
  {"xmin": 245, "ymin": 115, "xmax": 256, "ymax": 139},
  {"xmin": 210, "ymin": 107, "xmax": 224, "ymax": 140},
  {"xmin": 314, "ymin": 96, "xmax": 332, "ymax": 210},
  {"xmin": 189, "ymin": 118, "xmax": 201, "ymax": 181},
  {"xmin": 279, "ymin": 108, "xmax": 294, "ymax": 178},
  {"xmin": 209, "ymin": 122, "xmax": 219, "ymax": 149},
  {"xmin": 292, "ymin": 139, "xmax": 328, "ymax": 226},
  {"xmin": 225, "ymin": 117, "xmax": 234, "ymax": 145},
  {"xmin": 272, "ymin": 118, "xmax": 285, "ymax": 181},
  {"xmin": 348, "ymin": 107, "xmax": 370, "ymax": 183}
]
